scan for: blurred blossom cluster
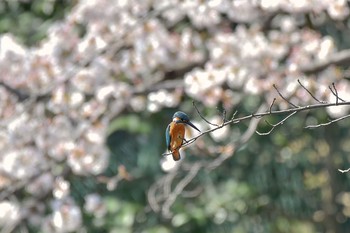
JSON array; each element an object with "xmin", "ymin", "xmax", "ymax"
[{"xmin": 0, "ymin": 0, "xmax": 350, "ymax": 231}]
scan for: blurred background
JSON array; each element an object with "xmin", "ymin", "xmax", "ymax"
[{"xmin": 1, "ymin": 0, "xmax": 350, "ymax": 233}]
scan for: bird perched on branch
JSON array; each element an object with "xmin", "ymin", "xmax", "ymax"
[{"xmin": 165, "ymin": 111, "xmax": 200, "ymax": 161}]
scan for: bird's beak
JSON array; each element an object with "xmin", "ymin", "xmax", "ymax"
[{"xmin": 185, "ymin": 121, "xmax": 200, "ymax": 132}]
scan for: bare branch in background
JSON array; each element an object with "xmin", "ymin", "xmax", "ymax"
[
  {"xmin": 148, "ymin": 171, "xmax": 178, "ymax": 213},
  {"xmin": 338, "ymin": 168, "xmax": 350, "ymax": 173},
  {"xmin": 301, "ymin": 48, "xmax": 350, "ymax": 74},
  {"xmin": 0, "ymin": 81, "xmax": 29, "ymax": 101},
  {"xmin": 161, "ymin": 162, "xmax": 202, "ymax": 218}
]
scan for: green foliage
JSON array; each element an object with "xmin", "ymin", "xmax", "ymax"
[{"xmin": 0, "ymin": 0, "xmax": 75, "ymax": 45}]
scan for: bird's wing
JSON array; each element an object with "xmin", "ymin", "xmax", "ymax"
[{"xmin": 165, "ymin": 124, "xmax": 171, "ymax": 151}]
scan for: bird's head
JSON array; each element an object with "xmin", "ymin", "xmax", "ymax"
[{"xmin": 172, "ymin": 111, "xmax": 200, "ymax": 132}]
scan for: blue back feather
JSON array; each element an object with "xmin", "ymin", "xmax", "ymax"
[{"xmin": 165, "ymin": 124, "xmax": 171, "ymax": 150}]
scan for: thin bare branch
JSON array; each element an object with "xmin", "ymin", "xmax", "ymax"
[
  {"xmin": 273, "ymin": 84, "xmax": 298, "ymax": 107},
  {"xmin": 329, "ymin": 83, "xmax": 346, "ymax": 103},
  {"xmin": 256, "ymin": 126, "xmax": 274, "ymax": 136},
  {"xmin": 147, "ymin": 172, "xmax": 177, "ymax": 213},
  {"xmin": 161, "ymin": 162, "xmax": 202, "ymax": 218},
  {"xmin": 301, "ymin": 48, "xmax": 350, "ymax": 74},
  {"xmin": 269, "ymin": 98, "xmax": 276, "ymax": 113},
  {"xmin": 180, "ymin": 186, "xmax": 203, "ymax": 198},
  {"xmin": 162, "ymin": 99, "xmax": 350, "ymax": 156},
  {"xmin": 256, "ymin": 118, "xmax": 275, "ymax": 136},
  {"xmin": 231, "ymin": 110, "xmax": 238, "ymax": 120},
  {"xmin": 297, "ymin": 79, "xmax": 325, "ymax": 104},
  {"xmin": 218, "ymin": 107, "xmax": 227, "ymax": 125},
  {"xmin": 0, "ymin": 81, "xmax": 29, "ymax": 101},
  {"xmin": 338, "ymin": 168, "xmax": 350, "ymax": 173},
  {"xmin": 193, "ymin": 101, "xmax": 219, "ymax": 127},
  {"xmin": 305, "ymin": 114, "xmax": 350, "ymax": 129},
  {"xmin": 148, "ymin": 180, "xmax": 162, "ymax": 212},
  {"xmin": 333, "ymin": 83, "xmax": 339, "ymax": 105},
  {"xmin": 256, "ymin": 111, "xmax": 297, "ymax": 135}
]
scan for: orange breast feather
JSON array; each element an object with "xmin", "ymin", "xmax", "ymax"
[{"xmin": 169, "ymin": 122, "xmax": 185, "ymax": 161}]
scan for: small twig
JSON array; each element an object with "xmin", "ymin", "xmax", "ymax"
[
  {"xmin": 0, "ymin": 81, "xmax": 30, "ymax": 101},
  {"xmin": 256, "ymin": 111, "xmax": 297, "ymax": 135},
  {"xmin": 218, "ymin": 107, "xmax": 227, "ymax": 125},
  {"xmin": 297, "ymin": 79, "xmax": 325, "ymax": 104},
  {"xmin": 231, "ymin": 110, "xmax": 238, "ymax": 120},
  {"xmin": 329, "ymin": 83, "xmax": 346, "ymax": 103},
  {"xmin": 305, "ymin": 114, "xmax": 350, "ymax": 129},
  {"xmin": 338, "ymin": 168, "xmax": 350, "ymax": 173},
  {"xmin": 256, "ymin": 119, "xmax": 275, "ymax": 136},
  {"xmin": 333, "ymin": 83, "xmax": 339, "ymax": 105},
  {"xmin": 256, "ymin": 126, "xmax": 274, "ymax": 136},
  {"xmin": 328, "ymin": 86, "xmax": 336, "ymax": 102},
  {"xmin": 264, "ymin": 119, "xmax": 274, "ymax": 127},
  {"xmin": 301, "ymin": 48, "xmax": 350, "ymax": 74},
  {"xmin": 273, "ymin": 84, "xmax": 298, "ymax": 107},
  {"xmin": 193, "ymin": 101, "xmax": 219, "ymax": 127},
  {"xmin": 269, "ymin": 98, "xmax": 276, "ymax": 113}
]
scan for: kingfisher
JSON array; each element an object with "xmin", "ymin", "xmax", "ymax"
[{"xmin": 165, "ymin": 111, "xmax": 200, "ymax": 161}]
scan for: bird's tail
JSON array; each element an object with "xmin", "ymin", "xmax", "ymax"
[{"xmin": 172, "ymin": 149, "xmax": 181, "ymax": 161}]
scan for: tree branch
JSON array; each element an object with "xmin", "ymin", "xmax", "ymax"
[
  {"xmin": 301, "ymin": 48, "xmax": 350, "ymax": 74},
  {"xmin": 273, "ymin": 84, "xmax": 298, "ymax": 107},
  {"xmin": 297, "ymin": 79, "xmax": 326, "ymax": 104},
  {"xmin": 338, "ymin": 168, "xmax": 350, "ymax": 173},
  {"xmin": 161, "ymin": 162, "xmax": 202, "ymax": 218},
  {"xmin": 163, "ymin": 99, "xmax": 350, "ymax": 156},
  {"xmin": 0, "ymin": 81, "xmax": 30, "ymax": 101},
  {"xmin": 305, "ymin": 114, "xmax": 350, "ymax": 129}
]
